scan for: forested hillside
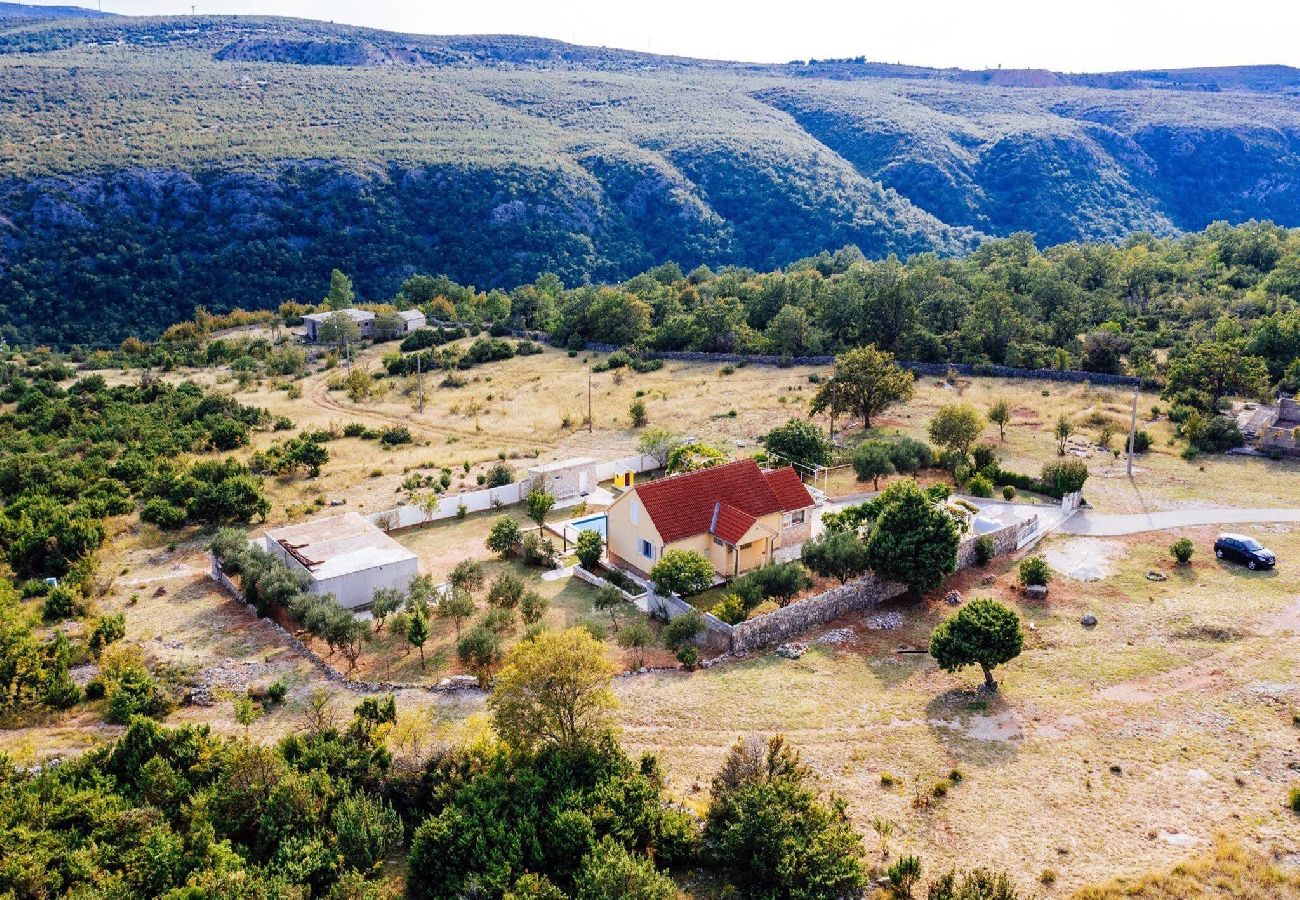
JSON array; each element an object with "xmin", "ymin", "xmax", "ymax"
[{"xmin": 1, "ymin": 10, "xmax": 1300, "ymax": 343}]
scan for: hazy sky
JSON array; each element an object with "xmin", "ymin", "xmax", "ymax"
[{"xmin": 30, "ymin": 0, "xmax": 1300, "ymax": 71}]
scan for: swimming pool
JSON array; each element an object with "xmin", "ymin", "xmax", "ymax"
[{"xmin": 568, "ymin": 513, "xmax": 607, "ymax": 537}]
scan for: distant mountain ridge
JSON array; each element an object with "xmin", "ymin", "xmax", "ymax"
[
  {"xmin": 0, "ymin": 2, "xmax": 112, "ymax": 20},
  {"xmin": 1, "ymin": 7, "xmax": 1299, "ymax": 344}
]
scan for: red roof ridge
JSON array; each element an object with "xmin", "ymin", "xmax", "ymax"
[{"xmin": 631, "ymin": 459, "xmax": 812, "ymax": 544}]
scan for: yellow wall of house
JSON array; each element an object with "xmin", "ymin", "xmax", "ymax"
[{"xmin": 605, "ymin": 491, "xmax": 663, "ymax": 573}]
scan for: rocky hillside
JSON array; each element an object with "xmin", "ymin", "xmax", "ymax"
[{"xmin": 1, "ymin": 9, "xmax": 1299, "ymax": 343}]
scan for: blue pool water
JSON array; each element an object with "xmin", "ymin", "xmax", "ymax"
[{"xmin": 569, "ymin": 513, "xmax": 607, "ymax": 537}]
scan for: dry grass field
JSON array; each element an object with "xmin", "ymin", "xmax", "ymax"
[{"xmin": 9, "ymin": 337, "xmax": 1300, "ymax": 894}]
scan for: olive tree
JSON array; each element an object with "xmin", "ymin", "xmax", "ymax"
[{"xmin": 928, "ymin": 598, "xmax": 1024, "ymax": 691}]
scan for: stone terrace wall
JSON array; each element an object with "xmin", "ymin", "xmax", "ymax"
[
  {"xmin": 730, "ymin": 573, "xmax": 905, "ymax": 654},
  {"xmin": 728, "ymin": 520, "xmax": 1022, "ymax": 654},
  {"xmin": 584, "ymin": 344, "xmax": 1141, "ymax": 388}
]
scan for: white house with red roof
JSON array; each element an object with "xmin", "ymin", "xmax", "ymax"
[{"xmin": 604, "ymin": 459, "xmax": 815, "ymax": 579}]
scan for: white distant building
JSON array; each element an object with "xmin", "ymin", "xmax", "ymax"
[
  {"xmin": 397, "ymin": 309, "xmax": 427, "ymax": 332},
  {"xmin": 302, "ymin": 308, "xmax": 375, "ymax": 342},
  {"xmin": 526, "ymin": 456, "xmax": 600, "ymax": 500},
  {"xmin": 257, "ymin": 512, "xmax": 418, "ymax": 609}
]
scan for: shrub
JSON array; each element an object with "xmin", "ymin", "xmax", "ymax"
[
  {"xmin": 713, "ymin": 594, "xmax": 747, "ymax": 625},
  {"xmin": 520, "ymin": 532, "xmax": 559, "ymax": 568},
  {"xmin": 967, "ymin": 473, "xmax": 994, "ymax": 497},
  {"xmin": 486, "ymin": 462, "xmax": 514, "ymax": 487},
  {"xmin": 486, "ymin": 516, "xmax": 521, "ymax": 557},
  {"xmin": 660, "ymin": 610, "xmax": 705, "ymax": 652},
  {"xmin": 1132, "ymin": 429, "xmax": 1153, "ymax": 453},
  {"xmin": 1018, "ymin": 556, "xmax": 1051, "ymax": 587},
  {"xmin": 1289, "ymin": 785, "xmax": 1300, "ymax": 815},
  {"xmin": 1193, "ymin": 415, "xmax": 1243, "ymax": 454},
  {"xmin": 801, "ymin": 530, "xmax": 870, "ymax": 585},
  {"xmin": 141, "ymin": 497, "xmax": 188, "ymax": 530},
  {"xmin": 886, "ymin": 855, "xmax": 922, "ymax": 897},
  {"xmin": 106, "ymin": 667, "xmax": 172, "ymax": 723},
  {"xmin": 379, "ymin": 425, "xmax": 412, "ymax": 446},
  {"xmin": 928, "ymin": 868, "xmax": 1020, "ymax": 900},
  {"xmin": 266, "ymin": 679, "xmax": 289, "ymax": 703},
  {"xmin": 851, "ymin": 441, "xmax": 895, "ymax": 488},
  {"xmin": 1002, "ymin": 485, "xmax": 1016, "ymax": 500},
  {"xmin": 1170, "ymin": 537, "xmax": 1195, "ymax": 564},
  {"xmin": 973, "ymin": 535, "xmax": 995, "ymax": 566},
  {"xmin": 42, "ymin": 586, "xmax": 78, "ymax": 622},
  {"xmin": 971, "ymin": 443, "xmax": 997, "ymax": 471},
  {"xmin": 676, "ymin": 646, "xmax": 699, "ymax": 669},
  {"xmin": 332, "ymin": 792, "xmax": 403, "ymax": 874},
  {"xmin": 88, "ymin": 612, "xmax": 126, "ymax": 657},
  {"xmin": 883, "ymin": 436, "xmax": 934, "ymax": 474},
  {"xmin": 628, "ymin": 399, "xmax": 648, "ymax": 427},
  {"xmin": 649, "ymin": 549, "xmax": 714, "ymax": 597},
  {"xmin": 1040, "ymin": 458, "xmax": 1089, "ymax": 495},
  {"xmin": 575, "ymin": 529, "xmax": 604, "ymax": 570}
]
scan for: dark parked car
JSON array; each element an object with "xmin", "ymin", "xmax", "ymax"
[{"xmin": 1213, "ymin": 533, "xmax": 1276, "ymax": 570}]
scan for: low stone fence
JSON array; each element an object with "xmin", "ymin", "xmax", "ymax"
[
  {"xmin": 730, "ymin": 572, "xmax": 905, "ymax": 653},
  {"xmin": 615, "ymin": 519, "xmax": 1024, "ymax": 656},
  {"xmin": 583, "ymin": 344, "xmax": 1141, "ymax": 388}
]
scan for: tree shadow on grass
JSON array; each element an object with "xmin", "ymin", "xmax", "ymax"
[{"xmin": 923, "ymin": 687, "xmax": 1023, "ymax": 770}]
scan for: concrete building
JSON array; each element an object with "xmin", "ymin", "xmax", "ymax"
[
  {"xmin": 302, "ymin": 308, "xmax": 375, "ymax": 342},
  {"xmin": 605, "ymin": 459, "xmax": 815, "ymax": 580},
  {"xmin": 1241, "ymin": 395, "xmax": 1300, "ymax": 457},
  {"xmin": 258, "ymin": 512, "xmax": 418, "ymax": 609},
  {"xmin": 527, "ymin": 456, "xmax": 600, "ymax": 501},
  {"xmin": 397, "ymin": 309, "xmax": 427, "ymax": 332}
]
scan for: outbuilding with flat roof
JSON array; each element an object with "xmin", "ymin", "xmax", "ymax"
[{"xmin": 258, "ymin": 512, "xmax": 418, "ymax": 609}]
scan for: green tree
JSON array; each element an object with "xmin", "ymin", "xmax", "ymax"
[
  {"xmin": 331, "ymin": 792, "xmax": 403, "ymax": 874},
  {"xmin": 764, "ymin": 304, "xmax": 818, "ymax": 356},
  {"xmin": 810, "ymin": 345, "xmax": 914, "ymax": 429},
  {"xmin": 851, "ymin": 441, "xmax": 895, "ymax": 489},
  {"xmin": 519, "ymin": 589, "xmax": 548, "ymax": 625},
  {"xmin": 575, "ymin": 837, "xmax": 676, "ymax": 900},
  {"xmin": 488, "ymin": 627, "xmax": 616, "ymax": 752},
  {"xmin": 801, "ymin": 529, "xmax": 871, "ymax": 585},
  {"xmin": 616, "ymin": 621, "xmax": 654, "ymax": 670},
  {"xmin": 449, "ymin": 559, "xmax": 486, "ymax": 595},
  {"xmin": 649, "ymin": 549, "xmax": 714, "ymax": 597},
  {"xmin": 987, "ymin": 398, "xmax": 1011, "ymax": 442},
  {"xmin": 665, "ymin": 441, "xmax": 728, "ymax": 474},
  {"xmin": 628, "ymin": 398, "xmax": 648, "ymax": 428},
  {"xmin": 526, "ymin": 488, "xmax": 556, "ymax": 528},
  {"xmin": 1163, "ymin": 339, "xmax": 1271, "ymax": 412},
  {"xmin": 435, "ymin": 589, "xmax": 475, "ymax": 639},
  {"xmin": 324, "ymin": 268, "xmax": 355, "ymax": 309},
  {"xmin": 928, "ymin": 598, "xmax": 1024, "ymax": 691},
  {"xmin": 660, "ymin": 610, "xmax": 705, "ymax": 653},
  {"xmin": 575, "ymin": 529, "xmax": 604, "ymax": 569},
  {"xmin": 486, "ymin": 516, "xmax": 522, "ymax": 557},
  {"xmin": 592, "ymin": 584, "xmax": 626, "ymax": 633},
  {"xmin": 458, "ymin": 624, "xmax": 504, "ymax": 684},
  {"xmin": 928, "ymin": 403, "xmax": 984, "ymax": 459},
  {"xmin": 763, "ymin": 418, "xmax": 831, "ymax": 471},
  {"xmin": 636, "ymin": 427, "xmax": 682, "ymax": 468},
  {"xmin": 705, "ymin": 735, "xmax": 867, "ymax": 899},
  {"xmin": 1053, "ymin": 414, "xmax": 1073, "ymax": 455},
  {"xmin": 487, "ymin": 571, "xmax": 526, "ymax": 610},
  {"xmin": 406, "ymin": 605, "xmax": 430, "ymax": 669},
  {"xmin": 1040, "ymin": 458, "xmax": 1089, "ymax": 494},
  {"xmin": 864, "ymin": 480, "xmax": 959, "ymax": 595},
  {"xmin": 317, "ymin": 310, "xmax": 361, "ymax": 350},
  {"xmin": 369, "ymin": 587, "xmax": 403, "ymax": 634}
]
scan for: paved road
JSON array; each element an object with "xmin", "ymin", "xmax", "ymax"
[{"xmin": 1060, "ymin": 508, "xmax": 1300, "ymax": 536}]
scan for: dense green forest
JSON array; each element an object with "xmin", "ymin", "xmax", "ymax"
[{"xmin": 2, "ymin": 13, "xmax": 1300, "ymax": 343}]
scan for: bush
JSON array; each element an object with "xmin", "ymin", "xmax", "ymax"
[
  {"xmin": 973, "ymin": 535, "xmax": 995, "ymax": 566},
  {"xmin": 1290, "ymin": 785, "xmax": 1300, "ymax": 815},
  {"xmin": 486, "ymin": 516, "xmax": 521, "ymax": 557},
  {"xmin": 42, "ymin": 586, "xmax": 78, "ymax": 622},
  {"xmin": 851, "ymin": 441, "xmax": 895, "ymax": 488},
  {"xmin": 928, "ymin": 868, "xmax": 1020, "ymax": 900},
  {"xmin": 106, "ymin": 667, "xmax": 172, "ymax": 723},
  {"xmin": 1001, "ymin": 485, "xmax": 1016, "ymax": 500},
  {"xmin": 882, "ymin": 436, "xmax": 934, "ymax": 474},
  {"xmin": 141, "ymin": 497, "xmax": 188, "ymax": 530},
  {"xmin": 649, "ymin": 549, "xmax": 714, "ymax": 597},
  {"xmin": 575, "ymin": 529, "xmax": 604, "ymax": 570},
  {"xmin": 676, "ymin": 646, "xmax": 699, "ymax": 669},
  {"xmin": 1193, "ymin": 415, "xmax": 1243, "ymax": 454},
  {"xmin": 1170, "ymin": 537, "xmax": 1195, "ymax": 564},
  {"xmin": 332, "ymin": 792, "xmax": 403, "ymax": 873},
  {"xmin": 379, "ymin": 425, "xmax": 412, "ymax": 446},
  {"xmin": 628, "ymin": 399, "xmax": 648, "ymax": 427},
  {"xmin": 1040, "ymin": 458, "xmax": 1089, "ymax": 495},
  {"xmin": 971, "ymin": 443, "xmax": 997, "ymax": 471},
  {"xmin": 266, "ymin": 679, "xmax": 289, "ymax": 703},
  {"xmin": 1018, "ymin": 556, "xmax": 1050, "ymax": 587},
  {"xmin": 660, "ymin": 610, "xmax": 704, "ymax": 652},
  {"xmin": 486, "ymin": 462, "xmax": 514, "ymax": 488},
  {"xmin": 1132, "ymin": 429, "xmax": 1153, "ymax": 453},
  {"xmin": 967, "ymin": 473, "xmax": 994, "ymax": 497},
  {"xmin": 713, "ymin": 594, "xmax": 747, "ymax": 625},
  {"xmin": 521, "ymin": 532, "xmax": 559, "ymax": 568}
]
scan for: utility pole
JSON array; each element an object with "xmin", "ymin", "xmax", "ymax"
[
  {"xmin": 416, "ymin": 352, "xmax": 425, "ymax": 414},
  {"xmin": 587, "ymin": 373, "xmax": 593, "ymax": 434},
  {"xmin": 1126, "ymin": 383, "xmax": 1139, "ymax": 477}
]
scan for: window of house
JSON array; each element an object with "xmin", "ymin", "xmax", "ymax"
[
  {"xmin": 791, "ymin": 509, "xmax": 806, "ymax": 524},
  {"xmin": 630, "ymin": 501, "xmax": 639, "ymax": 525},
  {"xmin": 713, "ymin": 537, "xmax": 724, "ymax": 547},
  {"xmin": 639, "ymin": 539, "xmax": 653, "ymax": 559}
]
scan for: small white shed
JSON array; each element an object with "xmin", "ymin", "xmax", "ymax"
[
  {"xmin": 259, "ymin": 512, "xmax": 418, "ymax": 609},
  {"xmin": 398, "ymin": 309, "xmax": 427, "ymax": 332},
  {"xmin": 526, "ymin": 456, "xmax": 600, "ymax": 500}
]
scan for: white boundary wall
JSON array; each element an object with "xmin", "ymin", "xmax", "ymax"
[{"xmin": 367, "ymin": 454, "xmax": 660, "ymax": 531}]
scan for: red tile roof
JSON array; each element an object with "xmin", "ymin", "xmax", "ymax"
[
  {"xmin": 711, "ymin": 502, "xmax": 758, "ymax": 545},
  {"xmin": 632, "ymin": 459, "xmax": 814, "ymax": 544},
  {"xmin": 763, "ymin": 465, "xmax": 816, "ymax": 512}
]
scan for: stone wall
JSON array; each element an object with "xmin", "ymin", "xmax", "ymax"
[
  {"xmin": 955, "ymin": 521, "xmax": 1022, "ymax": 569},
  {"xmin": 730, "ymin": 573, "xmax": 906, "ymax": 654},
  {"xmin": 583, "ymin": 344, "xmax": 1141, "ymax": 388}
]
